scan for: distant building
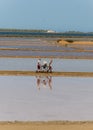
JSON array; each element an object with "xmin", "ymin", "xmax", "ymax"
[{"xmin": 47, "ymin": 30, "xmax": 55, "ymax": 33}]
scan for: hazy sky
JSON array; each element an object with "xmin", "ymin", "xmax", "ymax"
[{"xmin": 0, "ymin": 0, "xmax": 93, "ymax": 32}]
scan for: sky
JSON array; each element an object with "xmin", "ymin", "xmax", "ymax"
[{"xmin": 0, "ymin": 0, "xmax": 93, "ymax": 32}]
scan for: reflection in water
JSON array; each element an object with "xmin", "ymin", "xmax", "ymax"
[
  {"xmin": 36, "ymin": 76, "xmax": 52, "ymax": 90},
  {"xmin": 1, "ymin": 76, "xmax": 93, "ymax": 121}
]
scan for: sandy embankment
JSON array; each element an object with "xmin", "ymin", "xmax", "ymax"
[
  {"xmin": 57, "ymin": 39, "xmax": 93, "ymax": 45},
  {"xmin": 0, "ymin": 121, "xmax": 93, "ymax": 130},
  {"xmin": 0, "ymin": 70, "xmax": 93, "ymax": 77}
]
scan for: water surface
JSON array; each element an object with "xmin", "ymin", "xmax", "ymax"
[
  {"xmin": 0, "ymin": 58, "xmax": 93, "ymax": 72},
  {"xmin": 0, "ymin": 76, "xmax": 93, "ymax": 121}
]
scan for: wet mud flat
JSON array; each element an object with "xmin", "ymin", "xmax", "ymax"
[
  {"xmin": 0, "ymin": 37, "xmax": 93, "ymax": 128},
  {"xmin": 0, "ymin": 37, "xmax": 93, "ymax": 59}
]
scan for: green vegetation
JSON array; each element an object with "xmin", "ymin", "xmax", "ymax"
[
  {"xmin": 64, "ymin": 31, "xmax": 84, "ymax": 34},
  {"xmin": 0, "ymin": 28, "xmax": 47, "ymax": 32}
]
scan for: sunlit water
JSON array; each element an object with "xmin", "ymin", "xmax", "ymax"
[
  {"xmin": 0, "ymin": 75, "xmax": 93, "ymax": 121},
  {"xmin": 0, "ymin": 58, "xmax": 93, "ymax": 72}
]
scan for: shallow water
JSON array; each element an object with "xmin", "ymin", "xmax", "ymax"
[
  {"xmin": 0, "ymin": 45, "xmax": 74, "ymax": 51},
  {"xmin": 0, "ymin": 58, "xmax": 93, "ymax": 72},
  {"xmin": 0, "ymin": 76, "xmax": 93, "ymax": 121},
  {"xmin": 0, "ymin": 50, "xmax": 93, "ymax": 58},
  {"xmin": 0, "ymin": 37, "xmax": 93, "ymax": 58}
]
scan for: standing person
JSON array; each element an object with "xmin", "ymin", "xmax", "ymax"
[
  {"xmin": 42, "ymin": 60, "xmax": 48, "ymax": 70},
  {"xmin": 48, "ymin": 59, "xmax": 53, "ymax": 72},
  {"xmin": 37, "ymin": 59, "xmax": 41, "ymax": 72}
]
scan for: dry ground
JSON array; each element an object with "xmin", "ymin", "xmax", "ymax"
[
  {"xmin": 0, "ymin": 70, "xmax": 93, "ymax": 77},
  {"xmin": 0, "ymin": 121, "xmax": 93, "ymax": 130}
]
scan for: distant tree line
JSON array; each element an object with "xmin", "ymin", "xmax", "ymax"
[
  {"xmin": 0, "ymin": 29, "xmax": 93, "ymax": 34},
  {"xmin": 0, "ymin": 28, "xmax": 47, "ymax": 32}
]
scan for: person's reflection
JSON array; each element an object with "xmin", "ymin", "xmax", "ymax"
[
  {"xmin": 47, "ymin": 76, "xmax": 52, "ymax": 90},
  {"xmin": 36, "ymin": 76, "xmax": 52, "ymax": 90},
  {"xmin": 36, "ymin": 76, "xmax": 41, "ymax": 90}
]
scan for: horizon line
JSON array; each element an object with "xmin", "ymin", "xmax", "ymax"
[{"xmin": 0, "ymin": 28, "xmax": 93, "ymax": 33}]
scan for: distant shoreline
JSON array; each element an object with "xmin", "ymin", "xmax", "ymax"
[{"xmin": 0, "ymin": 29, "xmax": 93, "ymax": 37}]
